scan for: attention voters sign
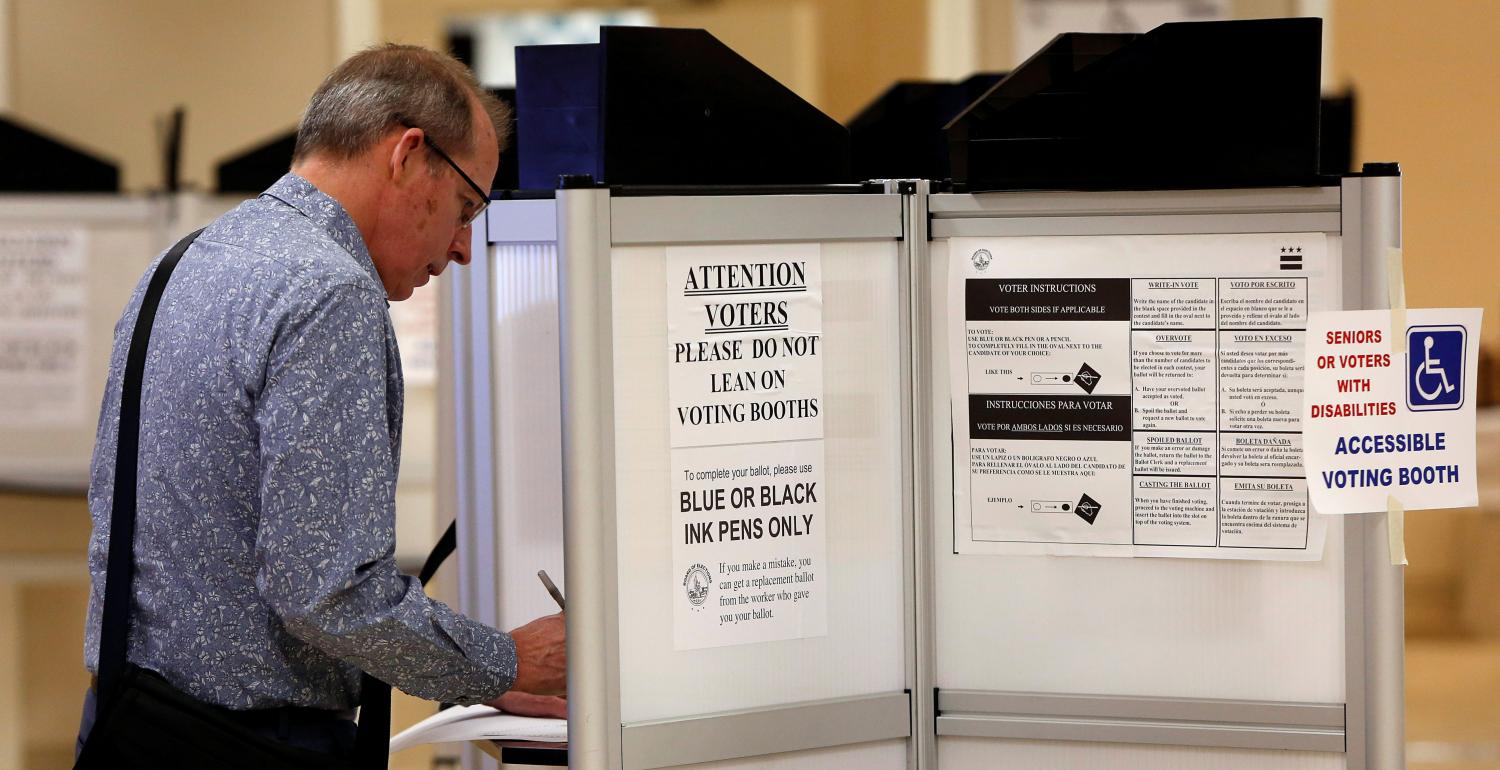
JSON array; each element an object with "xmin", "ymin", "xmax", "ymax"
[
  {"xmin": 1303, "ymin": 308, "xmax": 1481, "ymax": 514},
  {"xmin": 666, "ymin": 243, "xmax": 829, "ymax": 650}
]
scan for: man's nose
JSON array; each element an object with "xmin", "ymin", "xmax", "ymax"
[{"xmin": 449, "ymin": 226, "xmax": 473, "ymax": 265}]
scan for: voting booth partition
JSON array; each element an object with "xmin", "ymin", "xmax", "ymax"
[
  {"xmin": 918, "ymin": 177, "xmax": 1404, "ymax": 769},
  {"xmin": 440, "ymin": 175, "xmax": 1405, "ymax": 770},
  {"xmin": 0, "ymin": 192, "xmax": 252, "ymax": 493},
  {"xmin": 436, "ymin": 17, "xmax": 1403, "ymax": 770},
  {"xmin": 443, "ymin": 184, "xmax": 919, "ymax": 769},
  {"xmin": 0, "ymin": 196, "xmax": 170, "ymax": 492},
  {"xmin": 0, "ymin": 116, "xmax": 251, "ymax": 491}
]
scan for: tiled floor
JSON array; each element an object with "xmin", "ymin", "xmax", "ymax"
[{"xmin": 1408, "ymin": 637, "xmax": 1500, "ymax": 770}]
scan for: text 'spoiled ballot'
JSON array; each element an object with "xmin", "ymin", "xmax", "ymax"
[{"xmin": 949, "ymin": 234, "xmax": 1332, "ymax": 559}]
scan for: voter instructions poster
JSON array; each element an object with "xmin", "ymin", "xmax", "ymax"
[
  {"xmin": 949, "ymin": 234, "xmax": 1333, "ymax": 559},
  {"xmin": 668, "ymin": 243, "xmax": 828, "ymax": 649},
  {"xmin": 1303, "ymin": 308, "xmax": 1481, "ymax": 514},
  {"xmin": 0, "ymin": 229, "xmax": 89, "ymax": 427}
]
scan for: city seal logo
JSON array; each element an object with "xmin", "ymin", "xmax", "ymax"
[
  {"xmin": 971, "ymin": 249, "xmax": 992, "ymax": 271},
  {"xmin": 683, "ymin": 563, "xmax": 712, "ymax": 607}
]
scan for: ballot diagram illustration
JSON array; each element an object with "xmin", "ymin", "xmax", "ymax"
[
  {"xmin": 1025, "ymin": 362, "xmax": 1101, "ymax": 394},
  {"xmin": 1073, "ymin": 363, "xmax": 1101, "ymax": 394},
  {"xmin": 1074, "ymin": 493, "xmax": 1101, "ymax": 524},
  {"xmin": 1027, "ymin": 493, "xmax": 1102, "ymax": 525}
]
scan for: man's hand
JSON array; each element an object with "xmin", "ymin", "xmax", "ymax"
[
  {"xmin": 509, "ymin": 612, "xmax": 565, "ymax": 695},
  {"xmin": 485, "ymin": 690, "xmax": 567, "ymax": 719}
]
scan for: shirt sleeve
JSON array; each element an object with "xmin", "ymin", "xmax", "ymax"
[{"xmin": 252, "ymin": 283, "xmax": 515, "ymax": 705}]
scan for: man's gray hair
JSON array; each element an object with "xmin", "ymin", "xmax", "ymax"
[{"xmin": 293, "ymin": 44, "xmax": 510, "ymax": 167}]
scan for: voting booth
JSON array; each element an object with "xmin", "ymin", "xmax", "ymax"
[
  {"xmin": 0, "ymin": 194, "xmax": 164, "ymax": 491},
  {"xmin": 920, "ymin": 174, "xmax": 1402, "ymax": 768},
  {"xmin": 0, "ymin": 193, "xmax": 247, "ymax": 493},
  {"xmin": 439, "ymin": 18, "xmax": 1403, "ymax": 770},
  {"xmin": 0, "ymin": 120, "xmax": 153, "ymax": 491},
  {"xmin": 922, "ymin": 18, "xmax": 1401, "ymax": 770},
  {"xmin": 440, "ymin": 26, "xmax": 913, "ymax": 770},
  {"xmin": 446, "ymin": 182, "xmax": 915, "ymax": 770},
  {"xmin": 0, "ymin": 117, "xmax": 258, "ymax": 492}
]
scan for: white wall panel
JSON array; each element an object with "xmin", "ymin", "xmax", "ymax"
[
  {"xmin": 612, "ymin": 240, "xmax": 908, "ymax": 723},
  {"xmin": 928, "ymin": 236, "xmax": 1346, "ymax": 704},
  {"xmin": 491, "ymin": 242, "xmax": 567, "ymax": 631}
]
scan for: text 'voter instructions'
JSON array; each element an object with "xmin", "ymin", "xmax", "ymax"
[
  {"xmin": 1303, "ymin": 308, "xmax": 1481, "ymax": 514},
  {"xmin": 949, "ymin": 233, "xmax": 1333, "ymax": 560}
]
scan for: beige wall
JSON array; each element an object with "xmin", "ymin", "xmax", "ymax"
[
  {"xmin": 654, "ymin": 1, "xmax": 822, "ymax": 110},
  {"xmin": 8, "ymin": 0, "xmax": 927, "ymax": 191},
  {"xmin": 11, "ymin": 0, "xmax": 336, "ymax": 192},
  {"xmin": 380, "ymin": 0, "xmax": 926, "ymax": 125},
  {"xmin": 1334, "ymin": 0, "xmax": 1500, "ymax": 346},
  {"xmin": 0, "ymin": 493, "xmax": 90, "ymax": 767},
  {"xmin": 1334, "ymin": 0, "xmax": 1500, "ymax": 639},
  {"xmin": 974, "ymin": 0, "xmax": 1307, "ymax": 77}
]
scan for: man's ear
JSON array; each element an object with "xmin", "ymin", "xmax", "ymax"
[{"xmin": 388, "ymin": 127, "xmax": 425, "ymax": 185}]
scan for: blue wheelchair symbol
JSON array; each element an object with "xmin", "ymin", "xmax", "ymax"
[{"xmin": 1407, "ymin": 325, "xmax": 1466, "ymax": 411}]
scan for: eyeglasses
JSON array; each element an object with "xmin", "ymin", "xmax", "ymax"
[{"xmin": 395, "ymin": 115, "xmax": 489, "ymax": 228}]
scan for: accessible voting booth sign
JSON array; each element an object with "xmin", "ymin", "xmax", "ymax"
[{"xmin": 1302, "ymin": 308, "xmax": 1481, "ymax": 513}]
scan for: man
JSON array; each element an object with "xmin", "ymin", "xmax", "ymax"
[{"xmin": 79, "ymin": 45, "xmax": 564, "ymax": 758}]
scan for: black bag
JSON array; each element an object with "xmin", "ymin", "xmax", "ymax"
[
  {"xmin": 76, "ymin": 663, "xmax": 357, "ymax": 769},
  {"xmin": 74, "ymin": 230, "xmax": 462, "ymax": 769}
]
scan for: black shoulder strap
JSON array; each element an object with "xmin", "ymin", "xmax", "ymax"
[
  {"xmin": 96, "ymin": 229, "xmax": 204, "ymax": 701},
  {"xmin": 419, "ymin": 520, "xmax": 458, "ymax": 585},
  {"xmin": 352, "ymin": 520, "xmax": 459, "ymax": 768}
]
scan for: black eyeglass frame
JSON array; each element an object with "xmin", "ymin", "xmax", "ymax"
[{"xmin": 394, "ymin": 115, "xmax": 490, "ymax": 227}]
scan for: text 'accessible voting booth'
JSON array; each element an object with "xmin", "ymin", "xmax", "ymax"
[{"xmin": 439, "ymin": 19, "xmax": 1403, "ymax": 770}]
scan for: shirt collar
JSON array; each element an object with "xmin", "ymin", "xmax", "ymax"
[{"xmin": 261, "ymin": 172, "xmax": 383, "ymax": 290}]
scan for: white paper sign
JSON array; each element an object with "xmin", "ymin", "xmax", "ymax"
[
  {"xmin": 667, "ymin": 243, "xmax": 828, "ymax": 650},
  {"xmin": 667, "ymin": 245, "xmax": 824, "ymax": 448},
  {"xmin": 949, "ymin": 233, "xmax": 1332, "ymax": 560},
  {"xmin": 0, "ymin": 229, "xmax": 89, "ymax": 426},
  {"xmin": 389, "ymin": 279, "xmax": 438, "ymax": 385},
  {"xmin": 1303, "ymin": 308, "xmax": 1481, "ymax": 513},
  {"xmin": 672, "ymin": 442, "xmax": 826, "ymax": 649}
]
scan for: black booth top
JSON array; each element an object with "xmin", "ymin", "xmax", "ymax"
[{"xmin": 218, "ymin": 18, "xmax": 1376, "ymax": 200}]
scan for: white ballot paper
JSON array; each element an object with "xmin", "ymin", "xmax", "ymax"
[
  {"xmin": 1303, "ymin": 308, "xmax": 1481, "ymax": 513},
  {"xmin": 949, "ymin": 233, "xmax": 1332, "ymax": 560},
  {"xmin": 667, "ymin": 243, "xmax": 829, "ymax": 650},
  {"xmin": 388, "ymin": 704, "xmax": 566, "ymax": 753}
]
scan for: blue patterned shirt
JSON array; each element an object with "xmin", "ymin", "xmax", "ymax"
[{"xmin": 84, "ymin": 173, "xmax": 515, "ymax": 710}]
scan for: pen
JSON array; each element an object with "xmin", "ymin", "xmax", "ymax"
[{"xmin": 537, "ymin": 569, "xmax": 566, "ymax": 610}]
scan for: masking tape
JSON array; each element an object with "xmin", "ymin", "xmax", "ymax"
[{"xmin": 1387, "ymin": 495, "xmax": 1408, "ymax": 566}]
